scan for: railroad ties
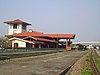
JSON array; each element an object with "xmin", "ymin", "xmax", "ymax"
[
  {"xmin": 59, "ymin": 63, "xmax": 74, "ymax": 75},
  {"xmin": 0, "ymin": 50, "xmax": 64, "ymax": 61}
]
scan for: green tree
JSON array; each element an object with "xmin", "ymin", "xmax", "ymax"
[{"xmin": 0, "ymin": 37, "xmax": 9, "ymax": 48}]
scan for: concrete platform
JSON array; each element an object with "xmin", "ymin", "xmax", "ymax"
[{"xmin": 0, "ymin": 50, "xmax": 88, "ymax": 75}]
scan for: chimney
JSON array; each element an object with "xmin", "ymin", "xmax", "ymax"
[{"xmin": 28, "ymin": 29, "xmax": 33, "ymax": 32}]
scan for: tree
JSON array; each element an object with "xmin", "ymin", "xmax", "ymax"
[{"xmin": 0, "ymin": 37, "xmax": 9, "ymax": 48}]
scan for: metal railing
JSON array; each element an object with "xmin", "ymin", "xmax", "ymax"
[{"xmin": 0, "ymin": 48, "xmax": 65, "ymax": 53}]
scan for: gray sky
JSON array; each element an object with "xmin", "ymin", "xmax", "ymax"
[{"xmin": 0, "ymin": 0, "xmax": 100, "ymax": 42}]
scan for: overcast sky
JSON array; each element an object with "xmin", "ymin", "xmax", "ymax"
[{"xmin": 0, "ymin": 0, "xmax": 100, "ymax": 42}]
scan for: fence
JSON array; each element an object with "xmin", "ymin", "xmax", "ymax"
[{"xmin": 0, "ymin": 48, "xmax": 65, "ymax": 53}]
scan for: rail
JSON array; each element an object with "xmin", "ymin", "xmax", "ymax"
[
  {"xmin": 94, "ymin": 50, "xmax": 100, "ymax": 59},
  {"xmin": 0, "ymin": 50, "xmax": 64, "ymax": 61},
  {"xmin": 59, "ymin": 63, "xmax": 74, "ymax": 75},
  {"xmin": 90, "ymin": 50, "xmax": 100, "ymax": 75}
]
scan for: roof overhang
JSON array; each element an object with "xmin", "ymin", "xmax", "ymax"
[
  {"xmin": 4, "ymin": 19, "xmax": 31, "ymax": 25},
  {"xmin": 45, "ymin": 34, "xmax": 76, "ymax": 39},
  {"xmin": 23, "ymin": 36, "xmax": 56, "ymax": 43}
]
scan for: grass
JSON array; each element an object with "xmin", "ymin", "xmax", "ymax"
[
  {"xmin": 82, "ymin": 50, "xmax": 100, "ymax": 75},
  {"xmin": 82, "ymin": 54, "xmax": 92, "ymax": 75}
]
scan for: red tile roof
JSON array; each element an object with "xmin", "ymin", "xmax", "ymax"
[
  {"xmin": 6, "ymin": 31, "xmax": 44, "ymax": 37},
  {"xmin": 4, "ymin": 19, "xmax": 31, "ymax": 25},
  {"xmin": 45, "ymin": 34, "xmax": 75, "ymax": 39},
  {"xmin": 35, "ymin": 37, "xmax": 56, "ymax": 43},
  {"xmin": 7, "ymin": 31, "xmax": 75, "ymax": 39}
]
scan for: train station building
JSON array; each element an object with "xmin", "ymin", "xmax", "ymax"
[{"xmin": 4, "ymin": 19, "xmax": 75, "ymax": 50}]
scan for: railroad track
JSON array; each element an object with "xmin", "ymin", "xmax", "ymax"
[
  {"xmin": 0, "ymin": 50, "xmax": 88, "ymax": 75},
  {"xmin": 59, "ymin": 51, "xmax": 88, "ymax": 75},
  {"xmin": 94, "ymin": 50, "xmax": 100, "ymax": 59},
  {"xmin": 59, "ymin": 63, "xmax": 75, "ymax": 75},
  {"xmin": 0, "ymin": 50, "xmax": 64, "ymax": 61},
  {"xmin": 90, "ymin": 50, "xmax": 100, "ymax": 75}
]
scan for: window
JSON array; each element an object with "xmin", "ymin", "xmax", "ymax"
[
  {"xmin": 14, "ymin": 43, "xmax": 18, "ymax": 48},
  {"xmin": 22, "ymin": 25, "xmax": 26, "ymax": 29},
  {"xmin": 13, "ymin": 24, "xmax": 17, "ymax": 29}
]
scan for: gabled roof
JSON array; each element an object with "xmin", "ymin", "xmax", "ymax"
[
  {"xmin": 4, "ymin": 19, "xmax": 31, "ymax": 25},
  {"xmin": 9, "ymin": 37, "xmax": 34, "ymax": 44}
]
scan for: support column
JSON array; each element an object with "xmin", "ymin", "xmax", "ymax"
[
  {"xmin": 56, "ymin": 38, "xmax": 59, "ymax": 48},
  {"xmin": 32, "ymin": 44, "xmax": 35, "ymax": 48},
  {"xmin": 66, "ymin": 39, "xmax": 71, "ymax": 50},
  {"xmin": 12, "ymin": 42, "xmax": 14, "ymax": 48},
  {"xmin": 47, "ymin": 44, "xmax": 49, "ymax": 48},
  {"xmin": 39, "ymin": 44, "xmax": 41, "ymax": 48},
  {"xmin": 68, "ymin": 39, "xmax": 70, "ymax": 46}
]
